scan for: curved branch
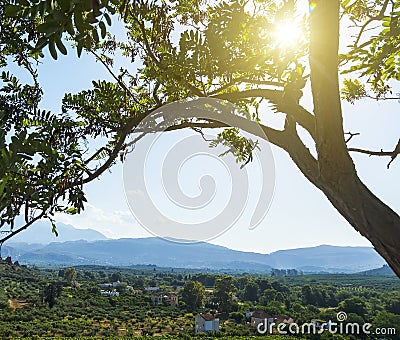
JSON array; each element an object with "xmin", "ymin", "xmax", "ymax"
[
  {"xmin": 208, "ymin": 77, "xmax": 284, "ymax": 96},
  {"xmin": 212, "ymin": 89, "xmax": 316, "ymax": 139},
  {"xmin": 163, "ymin": 115, "xmax": 321, "ymax": 189}
]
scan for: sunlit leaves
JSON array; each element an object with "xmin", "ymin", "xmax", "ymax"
[
  {"xmin": 3, "ymin": 0, "xmax": 116, "ymax": 58},
  {"xmin": 341, "ymin": 0, "xmax": 374, "ymax": 22},
  {"xmin": 341, "ymin": 79, "xmax": 367, "ymax": 104},
  {"xmin": 210, "ymin": 128, "xmax": 260, "ymax": 168},
  {"xmin": 341, "ymin": 0, "xmax": 400, "ymax": 99}
]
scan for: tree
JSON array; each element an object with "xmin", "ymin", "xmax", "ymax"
[
  {"xmin": 64, "ymin": 267, "xmax": 77, "ymax": 283},
  {"xmin": 181, "ymin": 280, "xmax": 205, "ymax": 311},
  {"xmin": 0, "ymin": 1, "xmax": 121, "ymax": 247},
  {"xmin": 242, "ymin": 281, "xmax": 259, "ymax": 302},
  {"xmin": 372, "ymin": 311, "xmax": 400, "ymax": 340},
  {"xmin": 340, "ymin": 297, "xmax": 368, "ymax": 318},
  {"xmin": 229, "ymin": 311, "xmax": 244, "ymax": 324},
  {"xmin": 110, "ymin": 272, "xmax": 122, "ymax": 282},
  {"xmin": 2, "ymin": 0, "xmax": 400, "ymax": 276},
  {"xmin": 213, "ymin": 276, "xmax": 237, "ymax": 313},
  {"xmin": 43, "ymin": 283, "xmax": 62, "ymax": 308}
]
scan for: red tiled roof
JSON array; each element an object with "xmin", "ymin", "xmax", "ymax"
[
  {"xmin": 200, "ymin": 313, "xmax": 215, "ymax": 321},
  {"xmin": 275, "ymin": 315, "xmax": 294, "ymax": 323}
]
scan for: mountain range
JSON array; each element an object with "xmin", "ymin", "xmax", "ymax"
[{"xmin": 2, "ymin": 224, "xmax": 388, "ymax": 273}]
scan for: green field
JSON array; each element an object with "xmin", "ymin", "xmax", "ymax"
[{"xmin": 0, "ymin": 259, "xmax": 399, "ymax": 339}]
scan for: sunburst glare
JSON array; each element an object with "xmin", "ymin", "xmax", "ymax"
[{"xmin": 272, "ymin": 21, "xmax": 303, "ymax": 48}]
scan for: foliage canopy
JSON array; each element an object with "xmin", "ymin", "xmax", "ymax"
[{"xmin": 1, "ymin": 0, "xmax": 400, "ymax": 275}]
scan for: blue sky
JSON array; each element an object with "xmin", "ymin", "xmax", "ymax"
[{"xmin": 11, "ymin": 7, "xmax": 400, "ymax": 254}]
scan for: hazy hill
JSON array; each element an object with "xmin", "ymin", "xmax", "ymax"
[
  {"xmin": 3, "ymin": 235, "xmax": 386, "ymax": 273},
  {"xmin": 358, "ymin": 264, "xmax": 395, "ymax": 276},
  {"xmin": 267, "ymin": 244, "xmax": 384, "ymax": 272}
]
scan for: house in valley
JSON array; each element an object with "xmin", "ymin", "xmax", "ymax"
[
  {"xmin": 195, "ymin": 313, "xmax": 220, "ymax": 334},
  {"xmin": 151, "ymin": 293, "xmax": 179, "ymax": 307},
  {"xmin": 250, "ymin": 310, "xmax": 274, "ymax": 329}
]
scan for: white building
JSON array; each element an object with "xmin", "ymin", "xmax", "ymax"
[{"xmin": 100, "ymin": 290, "xmax": 119, "ymax": 297}]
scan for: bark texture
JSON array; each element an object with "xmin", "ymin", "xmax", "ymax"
[{"xmin": 308, "ymin": 0, "xmax": 400, "ymax": 277}]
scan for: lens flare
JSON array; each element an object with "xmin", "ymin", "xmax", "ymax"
[
  {"xmin": 309, "ymin": 2, "xmax": 317, "ymax": 12},
  {"xmin": 273, "ymin": 21, "xmax": 302, "ymax": 48}
]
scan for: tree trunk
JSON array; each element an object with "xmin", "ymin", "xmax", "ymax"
[
  {"xmin": 322, "ymin": 173, "xmax": 400, "ymax": 277},
  {"xmin": 308, "ymin": 0, "xmax": 400, "ymax": 277}
]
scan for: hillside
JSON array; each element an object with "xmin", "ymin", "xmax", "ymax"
[
  {"xmin": 3, "ymin": 236, "xmax": 386, "ymax": 273},
  {"xmin": 359, "ymin": 264, "xmax": 395, "ymax": 276}
]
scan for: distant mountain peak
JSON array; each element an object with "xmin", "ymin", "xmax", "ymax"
[{"xmin": 7, "ymin": 222, "xmax": 108, "ymax": 245}]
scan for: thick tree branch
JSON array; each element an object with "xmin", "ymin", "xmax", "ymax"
[
  {"xmin": 208, "ymin": 77, "xmax": 284, "ymax": 96},
  {"xmin": 80, "ymin": 112, "xmax": 150, "ymax": 184},
  {"xmin": 163, "ymin": 115, "xmax": 321, "ymax": 189},
  {"xmin": 84, "ymin": 147, "xmax": 111, "ymax": 165},
  {"xmin": 213, "ymin": 89, "xmax": 316, "ymax": 139},
  {"xmin": 310, "ymin": 0, "xmax": 357, "ymax": 181}
]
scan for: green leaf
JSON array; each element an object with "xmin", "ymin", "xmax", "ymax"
[
  {"xmin": 49, "ymin": 39, "xmax": 58, "ymax": 59},
  {"xmin": 99, "ymin": 21, "xmax": 106, "ymax": 39},
  {"xmin": 77, "ymin": 40, "xmax": 84, "ymax": 57},
  {"xmin": 4, "ymin": 5, "xmax": 21, "ymax": 17},
  {"xmin": 104, "ymin": 12, "xmax": 111, "ymax": 26},
  {"xmin": 16, "ymin": 0, "xmax": 30, "ymax": 5},
  {"xmin": 35, "ymin": 37, "xmax": 49, "ymax": 50},
  {"xmin": 66, "ymin": 19, "xmax": 75, "ymax": 35},
  {"xmin": 66, "ymin": 207, "xmax": 78, "ymax": 214},
  {"xmin": 92, "ymin": 27, "xmax": 99, "ymax": 43},
  {"xmin": 58, "ymin": 0, "xmax": 71, "ymax": 11},
  {"xmin": 51, "ymin": 222, "xmax": 58, "ymax": 237},
  {"xmin": 55, "ymin": 36, "xmax": 68, "ymax": 55},
  {"xmin": 51, "ymin": 10, "xmax": 68, "ymax": 22},
  {"xmin": 74, "ymin": 7, "xmax": 85, "ymax": 33},
  {"xmin": 37, "ymin": 21, "xmax": 59, "ymax": 35}
]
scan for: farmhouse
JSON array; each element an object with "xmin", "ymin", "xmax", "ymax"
[
  {"xmin": 151, "ymin": 293, "xmax": 178, "ymax": 307},
  {"xmin": 249, "ymin": 310, "xmax": 274, "ymax": 329},
  {"xmin": 194, "ymin": 313, "xmax": 219, "ymax": 334}
]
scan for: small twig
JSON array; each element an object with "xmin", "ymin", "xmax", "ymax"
[
  {"xmin": 89, "ymin": 50, "xmax": 141, "ymax": 105},
  {"xmin": 84, "ymin": 147, "xmax": 111, "ymax": 165},
  {"xmin": 190, "ymin": 126, "xmax": 214, "ymax": 142},
  {"xmin": 345, "ymin": 132, "xmax": 360, "ymax": 143},
  {"xmin": 353, "ymin": 0, "xmax": 389, "ymax": 47},
  {"xmin": 348, "ymin": 138, "xmax": 400, "ymax": 168}
]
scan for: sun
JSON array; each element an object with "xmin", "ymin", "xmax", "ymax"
[{"xmin": 272, "ymin": 21, "xmax": 303, "ymax": 48}]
